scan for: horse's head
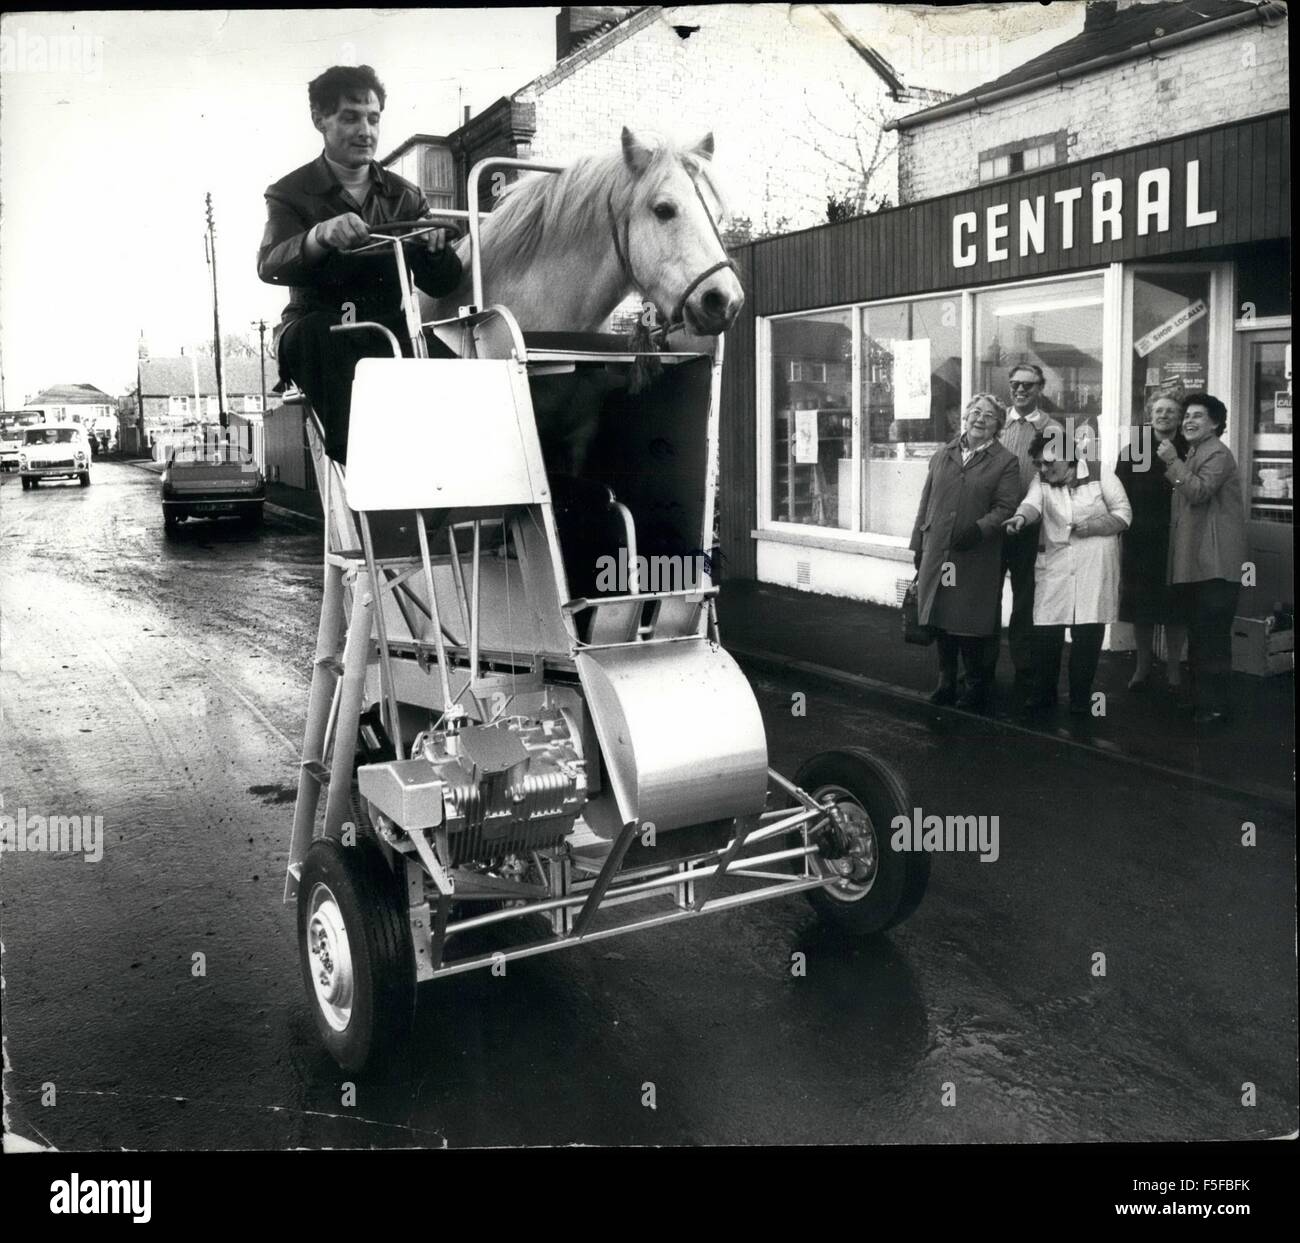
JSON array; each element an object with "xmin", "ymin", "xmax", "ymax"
[{"xmin": 617, "ymin": 128, "xmax": 744, "ymax": 337}]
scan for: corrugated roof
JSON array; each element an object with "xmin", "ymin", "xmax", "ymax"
[
  {"xmin": 140, "ymin": 357, "xmax": 267, "ymax": 397},
  {"xmin": 898, "ymin": 0, "xmax": 1268, "ymax": 125}
]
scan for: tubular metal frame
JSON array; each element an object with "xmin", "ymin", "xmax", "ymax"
[{"xmin": 285, "ymin": 157, "xmax": 857, "ymax": 977}]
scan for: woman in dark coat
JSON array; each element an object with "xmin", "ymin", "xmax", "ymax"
[
  {"xmin": 909, "ymin": 393, "xmax": 1021, "ymax": 712},
  {"xmin": 1116, "ymin": 391, "xmax": 1189, "ymax": 690}
]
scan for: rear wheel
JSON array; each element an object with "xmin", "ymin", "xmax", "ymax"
[
  {"xmin": 164, "ymin": 510, "xmax": 181, "ymax": 531},
  {"xmin": 238, "ymin": 505, "xmax": 263, "ymax": 528},
  {"xmin": 796, "ymin": 748, "xmax": 929, "ymax": 937},
  {"xmin": 297, "ymin": 836, "xmax": 415, "ymax": 1074}
]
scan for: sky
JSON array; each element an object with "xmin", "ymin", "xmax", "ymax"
[
  {"xmin": 0, "ymin": 4, "xmax": 1082, "ymax": 407},
  {"xmin": 0, "ymin": 7, "xmax": 560, "ymax": 405}
]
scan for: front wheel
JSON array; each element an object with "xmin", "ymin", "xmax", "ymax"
[
  {"xmin": 796, "ymin": 748, "xmax": 929, "ymax": 937},
  {"xmin": 297, "ymin": 836, "xmax": 415, "ymax": 1074},
  {"xmin": 21, "ymin": 476, "xmax": 32, "ymax": 491},
  {"xmin": 79, "ymin": 472, "xmax": 90, "ymax": 487}
]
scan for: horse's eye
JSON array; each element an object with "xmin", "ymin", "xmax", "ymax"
[{"xmin": 652, "ymin": 202, "xmax": 677, "ymax": 221}]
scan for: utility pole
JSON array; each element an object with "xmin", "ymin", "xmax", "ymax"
[
  {"xmin": 250, "ymin": 318, "xmax": 268, "ymax": 460},
  {"xmin": 251, "ymin": 319, "xmax": 268, "ymax": 413},
  {"xmin": 204, "ymin": 193, "xmax": 228, "ymax": 432}
]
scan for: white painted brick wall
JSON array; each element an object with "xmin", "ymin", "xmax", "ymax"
[
  {"xmin": 899, "ymin": 21, "xmax": 1290, "ymax": 201},
  {"xmin": 517, "ymin": 3, "xmax": 908, "ymax": 234}
]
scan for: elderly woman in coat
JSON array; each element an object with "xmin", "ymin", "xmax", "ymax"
[
  {"xmin": 1005, "ymin": 429, "xmax": 1132, "ymax": 715},
  {"xmin": 1160, "ymin": 392, "xmax": 1248, "ymax": 727},
  {"xmin": 909, "ymin": 393, "xmax": 1021, "ymax": 712}
]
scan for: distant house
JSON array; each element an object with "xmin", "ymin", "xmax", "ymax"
[
  {"xmin": 137, "ymin": 356, "xmax": 276, "ymax": 440},
  {"xmin": 25, "ymin": 383, "xmax": 115, "ymax": 429}
]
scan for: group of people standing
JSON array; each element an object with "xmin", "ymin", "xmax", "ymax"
[{"xmin": 909, "ymin": 363, "xmax": 1248, "ymax": 727}]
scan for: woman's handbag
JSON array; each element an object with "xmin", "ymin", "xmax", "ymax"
[{"xmin": 901, "ymin": 576, "xmax": 935, "ymax": 646}]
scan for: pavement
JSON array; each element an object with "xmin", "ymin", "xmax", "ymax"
[{"xmin": 212, "ymin": 468, "xmax": 1294, "ymax": 810}]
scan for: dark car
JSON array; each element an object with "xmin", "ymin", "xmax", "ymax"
[{"xmin": 162, "ymin": 442, "xmax": 265, "ymax": 531}]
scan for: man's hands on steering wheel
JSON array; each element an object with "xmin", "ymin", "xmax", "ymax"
[
  {"xmin": 317, "ymin": 212, "xmax": 455, "ymax": 255},
  {"xmin": 316, "ymin": 212, "xmax": 371, "ymax": 252}
]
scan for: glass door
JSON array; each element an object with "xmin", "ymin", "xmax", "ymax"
[{"xmin": 1235, "ymin": 326, "xmax": 1292, "ymax": 613}]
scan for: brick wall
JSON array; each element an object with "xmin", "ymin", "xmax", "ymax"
[
  {"xmin": 518, "ymin": 3, "xmax": 913, "ymax": 235},
  {"xmin": 899, "ymin": 19, "xmax": 1290, "ymax": 202}
]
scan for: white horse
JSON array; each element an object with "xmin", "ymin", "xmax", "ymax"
[
  {"xmin": 426, "ymin": 127, "xmax": 744, "ymax": 338},
  {"xmin": 426, "ymin": 128, "xmax": 742, "ymax": 476}
]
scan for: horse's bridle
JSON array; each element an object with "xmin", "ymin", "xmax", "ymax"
[{"xmin": 607, "ymin": 171, "xmax": 737, "ymax": 340}]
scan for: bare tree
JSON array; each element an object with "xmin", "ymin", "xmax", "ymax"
[{"xmin": 798, "ymin": 76, "xmax": 899, "ymax": 219}]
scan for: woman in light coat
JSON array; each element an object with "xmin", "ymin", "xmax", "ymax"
[
  {"xmin": 1004, "ymin": 429, "xmax": 1132, "ymax": 714},
  {"xmin": 909, "ymin": 393, "xmax": 1020, "ymax": 712},
  {"xmin": 1159, "ymin": 392, "xmax": 1248, "ymax": 726}
]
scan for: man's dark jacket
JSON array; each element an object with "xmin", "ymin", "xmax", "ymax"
[{"xmin": 257, "ymin": 155, "xmax": 462, "ymax": 366}]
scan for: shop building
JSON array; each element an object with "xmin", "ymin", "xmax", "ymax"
[{"xmin": 719, "ymin": 0, "xmax": 1291, "ymax": 622}]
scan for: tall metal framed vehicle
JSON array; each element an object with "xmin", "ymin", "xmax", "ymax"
[{"xmin": 284, "ymin": 159, "xmax": 929, "ymax": 1073}]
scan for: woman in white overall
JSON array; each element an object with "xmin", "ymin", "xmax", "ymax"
[{"xmin": 1004, "ymin": 427, "xmax": 1133, "ymax": 715}]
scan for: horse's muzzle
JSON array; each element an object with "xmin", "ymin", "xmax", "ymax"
[{"xmin": 683, "ymin": 268, "xmax": 744, "ymax": 336}]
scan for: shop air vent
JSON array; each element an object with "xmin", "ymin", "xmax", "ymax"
[
  {"xmin": 896, "ymin": 578, "xmax": 911, "ymax": 605},
  {"xmin": 796, "ymin": 560, "xmax": 811, "ymax": 587}
]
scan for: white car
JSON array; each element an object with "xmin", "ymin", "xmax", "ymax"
[{"xmin": 19, "ymin": 424, "xmax": 91, "ymax": 488}]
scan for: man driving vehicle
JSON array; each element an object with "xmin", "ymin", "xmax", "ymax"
[{"xmin": 257, "ymin": 64, "xmax": 462, "ymax": 462}]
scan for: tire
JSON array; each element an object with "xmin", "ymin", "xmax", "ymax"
[
  {"xmin": 27, "ymin": 477, "xmax": 38, "ymax": 488},
  {"xmin": 795, "ymin": 748, "xmax": 929, "ymax": 937},
  {"xmin": 297, "ymin": 835, "xmax": 415, "ymax": 1074},
  {"xmin": 238, "ymin": 505, "xmax": 263, "ymax": 528},
  {"xmin": 79, "ymin": 472, "xmax": 90, "ymax": 487},
  {"xmin": 21, "ymin": 477, "xmax": 31, "ymax": 491},
  {"xmin": 164, "ymin": 510, "xmax": 181, "ymax": 531}
]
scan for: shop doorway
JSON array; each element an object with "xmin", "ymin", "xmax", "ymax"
[{"xmin": 1235, "ymin": 324, "xmax": 1293, "ymax": 614}]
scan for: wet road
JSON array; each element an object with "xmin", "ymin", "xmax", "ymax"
[{"xmin": 2, "ymin": 462, "xmax": 1295, "ymax": 1148}]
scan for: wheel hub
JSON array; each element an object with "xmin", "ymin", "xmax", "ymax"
[
  {"xmin": 306, "ymin": 883, "xmax": 355, "ymax": 1031},
  {"xmin": 812, "ymin": 787, "xmax": 879, "ymax": 897}
]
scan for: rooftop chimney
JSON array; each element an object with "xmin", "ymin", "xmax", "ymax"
[
  {"xmin": 555, "ymin": 6, "xmax": 636, "ymax": 60},
  {"xmin": 1084, "ymin": 0, "xmax": 1118, "ymax": 30}
]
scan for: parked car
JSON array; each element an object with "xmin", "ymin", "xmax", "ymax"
[
  {"xmin": 162, "ymin": 442, "xmax": 265, "ymax": 530},
  {"xmin": 19, "ymin": 423, "xmax": 91, "ymax": 488}
]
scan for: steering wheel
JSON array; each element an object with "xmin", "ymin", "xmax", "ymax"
[{"xmin": 345, "ymin": 218, "xmax": 463, "ymax": 257}]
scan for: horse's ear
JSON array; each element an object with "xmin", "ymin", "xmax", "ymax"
[
  {"xmin": 691, "ymin": 132, "xmax": 715, "ymax": 162},
  {"xmin": 621, "ymin": 126, "xmax": 652, "ymax": 175}
]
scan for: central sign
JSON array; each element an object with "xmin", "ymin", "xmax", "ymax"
[{"xmin": 952, "ymin": 159, "xmax": 1218, "ymax": 269}]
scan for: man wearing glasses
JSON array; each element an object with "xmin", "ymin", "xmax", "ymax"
[{"xmin": 988, "ymin": 363, "xmax": 1063, "ymax": 705}]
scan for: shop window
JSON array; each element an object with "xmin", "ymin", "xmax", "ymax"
[
  {"xmin": 859, "ymin": 297, "xmax": 963, "ymax": 538},
  {"xmin": 770, "ymin": 310, "xmax": 852, "ymax": 528},
  {"xmin": 1130, "ymin": 270, "xmax": 1212, "ymax": 418},
  {"xmin": 975, "ymin": 275, "xmax": 1105, "ymax": 429}
]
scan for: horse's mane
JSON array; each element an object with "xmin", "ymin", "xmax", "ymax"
[{"xmin": 477, "ymin": 139, "xmax": 727, "ymax": 280}]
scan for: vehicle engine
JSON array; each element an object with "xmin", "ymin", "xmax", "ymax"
[{"xmin": 410, "ymin": 710, "xmax": 586, "ymax": 867}]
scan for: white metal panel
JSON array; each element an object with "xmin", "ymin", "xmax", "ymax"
[{"xmin": 345, "ymin": 358, "xmax": 547, "ymax": 511}]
